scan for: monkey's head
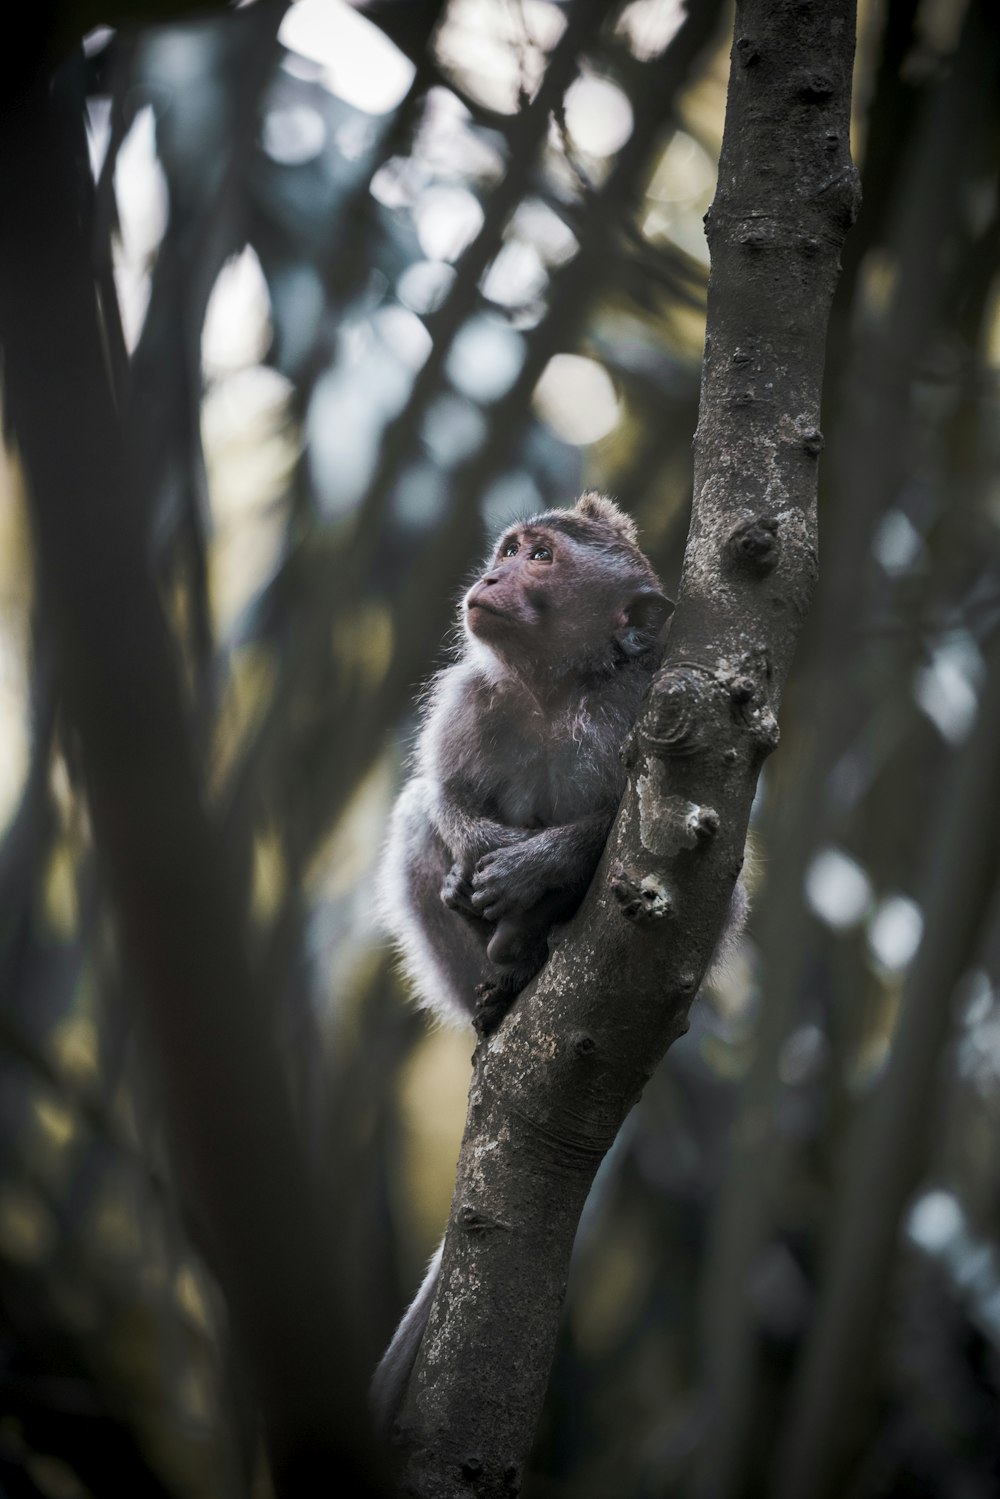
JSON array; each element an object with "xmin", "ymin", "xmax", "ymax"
[{"xmin": 464, "ymin": 492, "xmax": 673, "ymax": 681}]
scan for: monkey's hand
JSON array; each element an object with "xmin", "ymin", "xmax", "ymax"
[
  {"xmin": 471, "ymin": 816, "xmax": 611, "ymax": 921},
  {"xmin": 441, "ymin": 824, "xmax": 538, "ymax": 917},
  {"xmin": 470, "ymin": 837, "xmax": 562, "ymax": 921},
  {"xmin": 440, "ymin": 861, "xmax": 479, "ymax": 917}
]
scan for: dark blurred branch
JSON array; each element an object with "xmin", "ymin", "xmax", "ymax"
[
  {"xmin": 0, "ymin": 67, "xmax": 384, "ymax": 1498},
  {"xmin": 691, "ymin": 6, "xmax": 1000, "ymax": 1489},
  {"xmin": 773, "ymin": 627, "xmax": 1000, "ymax": 1499},
  {"xmin": 0, "ymin": 636, "xmax": 57, "ymax": 1000},
  {"xmin": 350, "ymin": 0, "xmax": 610, "ymax": 564},
  {"xmin": 828, "ymin": 0, "xmax": 920, "ymax": 317},
  {"xmin": 130, "ymin": 3, "xmax": 290, "ymax": 707}
]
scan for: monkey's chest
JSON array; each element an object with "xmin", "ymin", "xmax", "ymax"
[{"xmin": 487, "ymin": 711, "xmax": 619, "ymax": 826}]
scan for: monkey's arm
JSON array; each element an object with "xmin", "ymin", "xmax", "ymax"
[
  {"xmin": 432, "ymin": 776, "xmax": 532, "ymax": 863},
  {"xmin": 426, "ymin": 774, "xmax": 535, "ymax": 920},
  {"xmin": 469, "ymin": 811, "xmax": 613, "ymax": 922}
]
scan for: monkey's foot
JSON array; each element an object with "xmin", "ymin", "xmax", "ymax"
[
  {"xmin": 472, "ymin": 983, "xmax": 513, "ymax": 1037},
  {"xmin": 487, "ymin": 922, "xmax": 537, "ymax": 966}
]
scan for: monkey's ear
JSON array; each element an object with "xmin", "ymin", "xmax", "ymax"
[
  {"xmin": 616, "ymin": 588, "xmax": 674, "ymax": 658},
  {"xmin": 575, "ymin": 491, "xmax": 639, "ymax": 546}
]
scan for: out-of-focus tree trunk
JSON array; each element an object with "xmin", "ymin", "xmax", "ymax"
[
  {"xmin": 692, "ymin": 3, "xmax": 998, "ymax": 1490},
  {"xmin": 774, "ymin": 626, "xmax": 1000, "ymax": 1499},
  {"xmin": 0, "ymin": 59, "xmax": 386, "ymax": 1499}
]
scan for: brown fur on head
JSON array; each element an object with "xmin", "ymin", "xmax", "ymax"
[
  {"xmin": 573, "ymin": 491, "xmax": 639, "ymax": 546},
  {"xmin": 522, "ymin": 491, "xmax": 647, "ymax": 564}
]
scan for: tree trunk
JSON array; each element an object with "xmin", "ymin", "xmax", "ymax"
[{"xmin": 393, "ymin": 2, "xmax": 861, "ymax": 1494}]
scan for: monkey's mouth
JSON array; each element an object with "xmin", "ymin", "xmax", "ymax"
[{"xmin": 466, "ymin": 597, "xmax": 505, "ymax": 619}]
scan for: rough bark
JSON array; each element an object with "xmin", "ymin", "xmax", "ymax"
[{"xmin": 392, "ymin": 3, "xmax": 860, "ymax": 1494}]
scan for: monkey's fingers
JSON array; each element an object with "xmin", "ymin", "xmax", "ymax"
[
  {"xmin": 441, "ymin": 864, "xmax": 477, "ymax": 915},
  {"xmin": 471, "ymin": 894, "xmax": 507, "ymax": 922},
  {"xmin": 470, "ymin": 875, "xmax": 522, "ymax": 920},
  {"xmin": 475, "ymin": 872, "xmax": 551, "ymax": 919},
  {"xmin": 473, "ymin": 849, "xmax": 524, "ymax": 901},
  {"xmin": 473, "ymin": 847, "xmax": 513, "ymax": 878}
]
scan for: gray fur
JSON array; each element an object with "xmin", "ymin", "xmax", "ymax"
[
  {"xmin": 370, "ymin": 1242, "xmax": 444, "ymax": 1435},
  {"xmin": 377, "ymin": 495, "xmax": 670, "ymax": 1028},
  {"xmin": 372, "ymin": 496, "xmax": 748, "ymax": 1430}
]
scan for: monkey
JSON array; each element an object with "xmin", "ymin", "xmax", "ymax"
[
  {"xmin": 377, "ymin": 490, "xmax": 674, "ymax": 1035},
  {"xmin": 371, "ymin": 491, "xmax": 748, "ymax": 1430}
]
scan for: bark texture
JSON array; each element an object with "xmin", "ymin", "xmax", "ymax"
[{"xmin": 393, "ymin": 2, "xmax": 860, "ymax": 1495}]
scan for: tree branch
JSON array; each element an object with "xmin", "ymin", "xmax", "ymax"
[{"xmin": 393, "ymin": 3, "xmax": 860, "ymax": 1493}]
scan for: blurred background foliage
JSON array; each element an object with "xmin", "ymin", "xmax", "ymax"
[{"xmin": 1, "ymin": 0, "xmax": 999, "ymax": 1494}]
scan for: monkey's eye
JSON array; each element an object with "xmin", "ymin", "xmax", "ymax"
[
  {"xmin": 529, "ymin": 545, "xmax": 553, "ymax": 562},
  {"xmin": 500, "ymin": 540, "xmax": 519, "ymax": 558}
]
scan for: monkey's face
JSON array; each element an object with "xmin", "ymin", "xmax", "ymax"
[
  {"xmin": 464, "ymin": 523, "xmax": 670, "ymax": 676},
  {"xmin": 465, "ymin": 526, "xmax": 559, "ymax": 640}
]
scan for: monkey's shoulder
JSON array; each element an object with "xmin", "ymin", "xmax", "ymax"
[{"xmin": 417, "ymin": 662, "xmax": 500, "ymax": 749}]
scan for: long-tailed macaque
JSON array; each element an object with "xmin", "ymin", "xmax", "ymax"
[
  {"xmin": 378, "ymin": 490, "xmax": 674, "ymax": 1034},
  {"xmin": 373, "ymin": 491, "xmax": 745, "ymax": 1429}
]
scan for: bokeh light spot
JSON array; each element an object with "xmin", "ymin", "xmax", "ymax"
[
  {"xmin": 805, "ymin": 846, "xmax": 873, "ymax": 930},
  {"xmin": 534, "ymin": 354, "xmax": 620, "ymax": 445},
  {"xmin": 279, "ymin": 0, "xmax": 416, "ymax": 114}
]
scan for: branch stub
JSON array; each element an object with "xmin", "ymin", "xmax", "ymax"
[
  {"xmin": 797, "ymin": 69, "xmax": 834, "ymax": 101},
  {"xmin": 609, "ymin": 864, "xmax": 674, "ymax": 924},
  {"xmin": 726, "ymin": 514, "xmax": 780, "ymax": 575}
]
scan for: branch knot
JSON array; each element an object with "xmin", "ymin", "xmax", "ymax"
[
  {"xmin": 726, "ymin": 514, "xmax": 780, "ymax": 575},
  {"xmin": 641, "ymin": 667, "xmax": 710, "ymax": 756},
  {"xmin": 457, "ymin": 1206, "xmax": 510, "ymax": 1235},
  {"xmin": 609, "ymin": 864, "xmax": 673, "ymax": 923}
]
